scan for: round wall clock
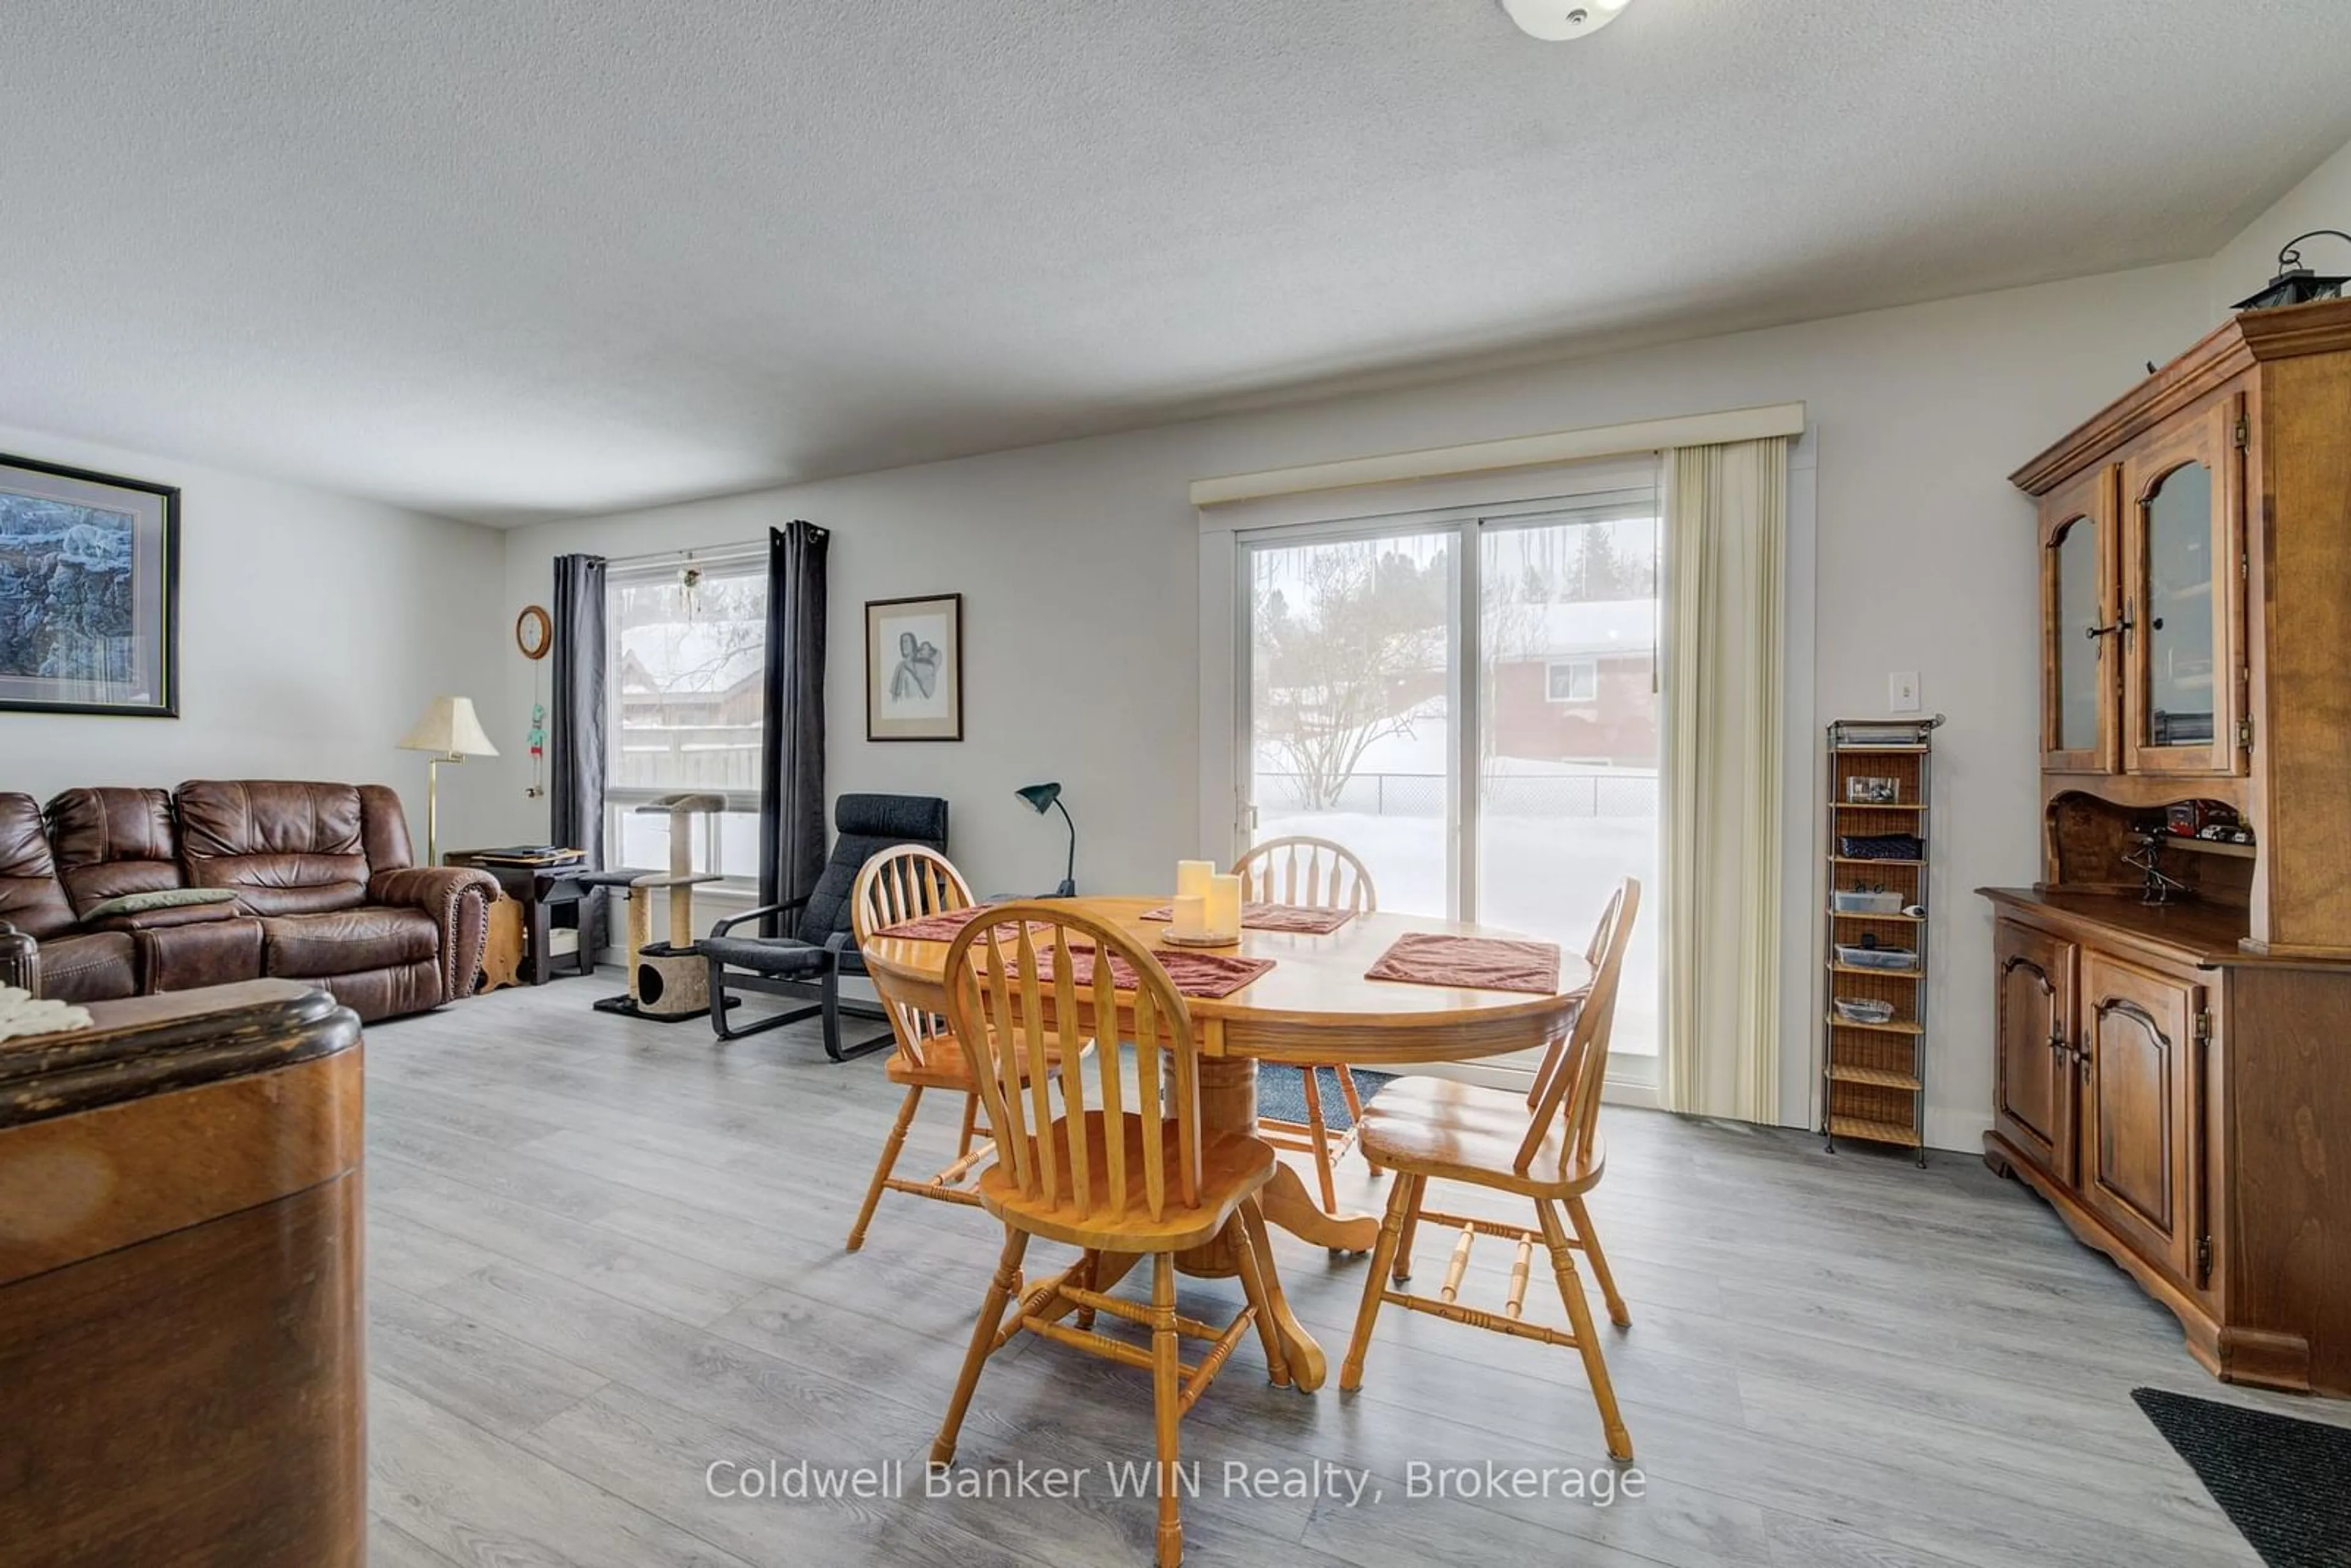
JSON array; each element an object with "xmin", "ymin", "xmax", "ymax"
[{"xmin": 515, "ymin": 605, "xmax": 553, "ymax": 661}]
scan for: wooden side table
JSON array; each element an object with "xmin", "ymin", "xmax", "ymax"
[
  {"xmin": 478, "ymin": 901, "xmax": 526, "ymax": 994},
  {"xmin": 440, "ymin": 855, "xmax": 601, "ymax": 986}
]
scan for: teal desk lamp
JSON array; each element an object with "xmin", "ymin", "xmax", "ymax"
[{"xmin": 1016, "ymin": 782, "xmax": 1078, "ymax": 898}]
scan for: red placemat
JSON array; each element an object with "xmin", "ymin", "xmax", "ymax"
[
  {"xmin": 873, "ymin": 906, "xmax": 1051, "ymax": 943},
  {"xmin": 1139, "ymin": 901, "xmax": 1355, "ymax": 936},
  {"xmin": 1004, "ymin": 945, "xmax": 1273, "ymax": 1000},
  {"xmin": 1365, "ymin": 932, "xmax": 1562, "ymax": 994}
]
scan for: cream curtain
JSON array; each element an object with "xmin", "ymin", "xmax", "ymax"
[{"xmin": 1661, "ymin": 437, "xmax": 1788, "ymax": 1122}]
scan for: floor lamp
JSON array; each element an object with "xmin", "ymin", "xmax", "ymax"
[{"xmin": 398, "ymin": 696, "xmax": 500, "ymax": 865}]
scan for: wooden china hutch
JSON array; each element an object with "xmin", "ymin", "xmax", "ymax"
[{"xmin": 1983, "ymin": 297, "xmax": 2351, "ymax": 1398}]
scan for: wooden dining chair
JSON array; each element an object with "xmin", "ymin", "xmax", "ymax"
[
  {"xmin": 1340, "ymin": 878, "xmax": 1641, "ymax": 1462},
  {"xmin": 844, "ymin": 846, "xmax": 996, "ymax": 1251},
  {"xmin": 930, "ymin": 904, "xmax": 1295, "ymax": 1568},
  {"xmin": 1229, "ymin": 835, "xmax": 1378, "ymax": 1217}
]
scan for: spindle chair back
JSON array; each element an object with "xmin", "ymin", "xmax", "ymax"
[
  {"xmin": 1229, "ymin": 835, "xmax": 1381, "ymax": 1213},
  {"xmin": 1231, "ymin": 835, "xmax": 1377, "ymax": 915},
  {"xmin": 930, "ymin": 902, "xmax": 1294, "ymax": 1568},
  {"xmin": 1340, "ymin": 877, "xmax": 1643, "ymax": 1465},
  {"xmin": 841, "ymin": 846, "xmax": 997, "ymax": 1250},
  {"xmin": 852, "ymin": 844, "xmax": 974, "ymax": 1075}
]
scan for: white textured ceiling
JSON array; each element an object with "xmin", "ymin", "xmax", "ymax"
[{"xmin": 4, "ymin": 1, "xmax": 2350, "ymax": 525}]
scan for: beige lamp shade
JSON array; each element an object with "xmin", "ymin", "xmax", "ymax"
[{"xmin": 398, "ymin": 696, "xmax": 500, "ymax": 758}]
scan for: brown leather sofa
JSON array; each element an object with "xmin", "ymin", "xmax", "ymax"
[{"xmin": 0, "ymin": 781, "xmax": 495, "ymax": 1022}]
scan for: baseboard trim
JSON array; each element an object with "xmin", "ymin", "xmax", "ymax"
[
  {"xmin": 1926, "ymin": 1105, "xmax": 1995, "ymax": 1154},
  {"xmin": 1393, "ymin": 1056, "xmax": 1663, "ymax": 1109}
]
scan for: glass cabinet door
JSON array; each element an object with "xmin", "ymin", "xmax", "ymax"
[
  {"xmin": 2122, "ymin": 400, "xmax": 2244, "ymax": 776},
  {"xmin": 2041, "ymin": 467, "xmax": 2119, "ymax": 772},
  {"xmin": 2145, "ymin": 464, "xmax": 2216, "ymax": 742}
]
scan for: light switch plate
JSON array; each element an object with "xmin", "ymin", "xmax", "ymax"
[{"xmin": 1889, "ymin": 671, "xmax": 1922, "ymax": 712}]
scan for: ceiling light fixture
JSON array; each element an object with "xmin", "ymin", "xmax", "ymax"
[{"xmin": 1501, "ymin": 0, "xmax": 1633, "ymax": 40}]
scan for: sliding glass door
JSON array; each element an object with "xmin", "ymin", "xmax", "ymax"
[
  {"xmin": 1241, "ymin": 493, "xmax": 1662, "ymax": 1067},
  {"xmin": 1247, "ymin": 527, "xmax": 1460, "ymax": 915},
  {"xmin": 1473, "ymin": 507, "xmax": 1661, "ymax": 1068}
]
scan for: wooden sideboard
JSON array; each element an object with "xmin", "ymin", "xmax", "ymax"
[
  {"xmin": 0, "ymin": 981, "xmax": 367, "ymax": 1566},
  {"xmin": 1984, "ymin": 298, "xmax": 2351, "ymax": 1397}
]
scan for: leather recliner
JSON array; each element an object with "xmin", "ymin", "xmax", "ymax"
[
  {"xmin": 1, "ymin": 781, "xmax": 497, "ymax": 1022},
  {"xmin": 0, "ymin": 793, "xmax": 138, "ymax": 1003},
  {"xmin": 46, "ymin": 786, "xmax": 265, "ymax": 997}
]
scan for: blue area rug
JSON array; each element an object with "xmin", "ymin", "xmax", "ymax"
[{"xmin": 1254, "ymin": 1063, "xmax": 1394, "ymax": 1131}]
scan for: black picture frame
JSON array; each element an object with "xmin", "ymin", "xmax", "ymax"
[
  {"xmin": 864, "ymin": 591, "xmax": 964, "ymax": 742},
  {"xmin": 0, "ymin": 451, "xmax": 181, "ymax": 718}
]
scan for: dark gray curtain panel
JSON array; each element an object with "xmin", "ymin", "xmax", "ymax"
[
  {"xmin": 758, "ymin": 522, "xmax": 828, "ymax": 936},
  {"xmin": 550, "ymin": 552, "xmax": 608, "ymax": 870}
]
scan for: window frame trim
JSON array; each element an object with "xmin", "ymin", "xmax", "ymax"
[
  {"xmin": 1232, "ymin": 484, "xmax": 1660, "ymax": 994},
  {"xmin": 1545, "ymin": 656, "xmax": 1601, "ymax": 705},
  {"xmin": 602, "ymin": 548, "xmax": 770, "ymax": 883}
]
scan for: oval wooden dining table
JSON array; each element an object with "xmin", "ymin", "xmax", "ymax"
[{"xmin": 860, "ymin": 894, "xmax": 1595, "ymax": 1389}]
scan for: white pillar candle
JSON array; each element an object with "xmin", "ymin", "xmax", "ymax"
[
  {"xmin": 1171, "ymin": 894, "xmax": 1209, "ymax": 939},
  {"xmin": 1206, "ymin": 873, "xmax": 1243, "ymax": 939},
  {"xmin": 1176, "ymin": 859, "xmax": 1215, "ymax": 903}
]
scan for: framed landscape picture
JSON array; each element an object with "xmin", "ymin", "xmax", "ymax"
[
  {"xmin": 0, "ymin": 453, "xmax": 179, "ymax": 718},
  {"xmin": 866, "ymin": 592, "xmax": 963, "ymax": 741}
]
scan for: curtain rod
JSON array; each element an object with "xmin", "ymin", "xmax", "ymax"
[
  {"xmin": 602, "ymin": 519, "xmax": 827, "ymax": 569},
  {"xmin": 1190, "ymin": 403, "xmax": 1804, "ymax": 508},
  {"xmin": 603, "ymin": 537, "xmax": 770, "ymax": 569}
]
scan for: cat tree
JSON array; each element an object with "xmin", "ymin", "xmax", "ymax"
[{"xmin": 586, "ymin": 792, "xmax": 729, "ymax": 1022}]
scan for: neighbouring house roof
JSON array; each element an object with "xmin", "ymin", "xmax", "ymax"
[{"xmin": 1513, "ymin": 599, "xmax": 1656, "ymax": 661}]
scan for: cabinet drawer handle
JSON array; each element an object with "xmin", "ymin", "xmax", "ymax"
[{"xmin": 2085, "ymin": 597, "xmax": 2137, "ymax": 642}]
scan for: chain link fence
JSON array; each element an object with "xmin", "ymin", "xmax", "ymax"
[{"xmin": 1253, "ymin": 771, "xmax": 1659, "ymax": 819}]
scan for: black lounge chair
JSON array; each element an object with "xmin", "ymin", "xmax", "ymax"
[{"xmin": 699, "ymin": 793, "xmax": 948, "ymax": 1060}]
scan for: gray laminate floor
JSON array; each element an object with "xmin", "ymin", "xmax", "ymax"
[{"xmin": 361, "ymin": 979, "xmax": 2333, "ymax": 1568}]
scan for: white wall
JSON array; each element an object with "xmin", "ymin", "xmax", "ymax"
[
  {"xmin": 1, "ymin": 423, "xmax": 509, "ymax": 853},
  {"xmin": 8, "ymin": 128, "xmax": 2338, "ymax": 1146},
  {"xmin": 492, "ymin": 133, "xmax": 2349, "ymax": 1147},
  {"xmin": 2209, "ymin": 137, "xmax": 2351, "ymax": 319},
  {"xmin": 1173, "ymin": 264, "xmax": 2217, "ymax": 1152},
  {"xmin": 494, "ymin": 260, "xmax": 2224, "ymax": 1147},
  {"xmin": 495, "ymin": 430, "xmax": 1211, "ymax": 903}
]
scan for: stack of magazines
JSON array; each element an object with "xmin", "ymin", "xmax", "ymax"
[{"xmin": 465, "ymin": 846, "xmax": 585, "ymax": 868}]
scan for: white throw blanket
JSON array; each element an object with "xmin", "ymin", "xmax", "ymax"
[{"xmin": 0, "ymin": 986, "xmax": 95, "ymax": 1044}]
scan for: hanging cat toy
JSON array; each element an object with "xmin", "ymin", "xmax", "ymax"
[{"xmin": 516, "ymin": 605, "xmax": 553, "ymax": 798}]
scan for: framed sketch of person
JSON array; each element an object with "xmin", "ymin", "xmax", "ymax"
[{"xmin": 865, "ymin": 593, "xmax": 963, "ymax": 741}]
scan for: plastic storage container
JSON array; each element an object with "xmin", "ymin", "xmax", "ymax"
[{"xmin": 1835, "ymin": 943, "xmax": 1919, "ymax": 971}]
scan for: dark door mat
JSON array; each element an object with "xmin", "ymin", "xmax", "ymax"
[
  {"xmin": 1255, "ymin": 1063, "xmax": 1394, "ymax": 1131},
  {"xmin": 2133, "ymin": 1387, "xmax": 2351, "ymax": 1567}
]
